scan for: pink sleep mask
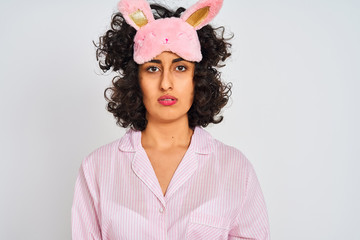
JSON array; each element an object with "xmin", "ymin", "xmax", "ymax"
[{"xmin": 118, "ymin": 0, "xmax": 224, "ymax": 64}]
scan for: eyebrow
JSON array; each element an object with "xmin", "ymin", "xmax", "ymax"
[{"xmin": 149, "ymin": 58, "xmax": 185, "ymax": 64}]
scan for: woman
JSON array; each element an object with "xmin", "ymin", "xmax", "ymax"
[{"xmin": 72, "ymin": 0, "xmax": 270, "ymax": 239}]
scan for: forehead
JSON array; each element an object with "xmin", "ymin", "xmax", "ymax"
[{"xmin": 141, "ymin": 51, "xmax": 189, "ymax": 65}]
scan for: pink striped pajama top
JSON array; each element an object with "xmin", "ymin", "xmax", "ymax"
[{"xmin": 71, "ymin": 127, "xmax": 270, "ymax": 239}]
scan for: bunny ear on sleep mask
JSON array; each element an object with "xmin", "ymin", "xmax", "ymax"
[
  {"xmin": 118, "ymin": 0, "xmax": 224, "ymax": 64},
  {"xmin": 181, "ymin": 0, "xmax": 224, "ymax": 30}
]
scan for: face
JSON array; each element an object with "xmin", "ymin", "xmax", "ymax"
[{"xmin": 139, "ymin": 51, "xmax": 195, "ymax": 125}]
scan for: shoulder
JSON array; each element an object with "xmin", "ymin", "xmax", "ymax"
[
  {"xmin": 213, "ymin": 138, "xmax": 247, "ymax": 160},
  {"xmin": 195, "ymin": 127, "xmax": 253, "ymax": 173},
  {"xmin": 81, "ymin": 128, "xmax": 139, "ymax": 169},
  {"xmin": 81, "ymin": 138, "xmax": 121, "ymax": 171},
  {"xmin": 212, "ymin": 137, "xmax": 253, "ymax": 173},
  {"xmin": 198, "ymin": 129, "xmax": 258, "ymax": 200},
  {"xmin": 199, "ymin": 128, "xmax": 255, "ymax": 182}
]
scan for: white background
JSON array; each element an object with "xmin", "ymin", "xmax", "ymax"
[{"xmin": 0, "ymin": 0, "xmax": 359, "ymax": 239}]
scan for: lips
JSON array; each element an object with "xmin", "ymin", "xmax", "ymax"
[{"xmin": 158, "ymin": 95, "xmax": 178, "ymax": 106}]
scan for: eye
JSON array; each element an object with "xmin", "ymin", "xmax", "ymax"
[
  {"xmin": 175, "ymin": 65, "xmax": 187, "ymax": 72},
  {"xmin": 147, "ymin": 66, "xmax": 160, "ymax": 73}
]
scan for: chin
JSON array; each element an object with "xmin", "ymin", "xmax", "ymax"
[{"xmin": 152, "ymin": 112, "xmax": 189, "ymax": 123}]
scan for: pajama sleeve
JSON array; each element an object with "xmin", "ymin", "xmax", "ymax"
[
  {"xmin": 71, "ymin": 159, "xmax": 102, "ymax": 240},
  {"xmin": 229, "ymin": 162, "xmax": 270, "ymax": 240}
]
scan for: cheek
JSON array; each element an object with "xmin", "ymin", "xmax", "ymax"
[
  {"xmin": 185, "ymin": 80, "xmax": 195, "ymax": 105},
  {"xmin": 140, "ymin": 85, "xmax": 151, "ymax": 103},
  {"xmin": 190, "ymin": 87, "xmax": 195, "ymax": 104},
  {"xmin": 139, "ymin": 80, "xmax": 150, "ymax": 106},
  {"xmin": 139, "ymin": 76, "xmax": 151, "ymax": 97},
  {"xmin": 139, "ymin": 81, "xmax": 158, "ymax": 111}
]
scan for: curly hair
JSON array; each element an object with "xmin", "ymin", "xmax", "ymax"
[{"xmin": 95, "ymin": 4, "xmax": 232, "ymax": 131}]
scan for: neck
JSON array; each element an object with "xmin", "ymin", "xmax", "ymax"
[{"xmin": 141, "ymin": 118, "xmax": 194, "ymax": 150}]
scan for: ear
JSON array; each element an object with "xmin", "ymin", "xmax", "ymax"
[
  {"xmin": 181, "ymin": 0, "xmax": 223, "ymax": 30},
  {"xmin": 118, "ymin": 0, "xmax": 155, "ymax": 30}
]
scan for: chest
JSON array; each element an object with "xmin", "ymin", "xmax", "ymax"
[
  {"xmin": 145, "ymin": 147, "xmax": 187, "ymax": 196},
  {"xmin": 99, "ymin": 162, "xmax": 240, "ymax": 240},
  {"xmin": 98, "ymin": 150, "xmax": 245, "ymax": 239}
]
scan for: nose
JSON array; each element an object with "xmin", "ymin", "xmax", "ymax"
[{"xmin": 160, "ymin": 69, "xmax": 173, "ymax": 91}]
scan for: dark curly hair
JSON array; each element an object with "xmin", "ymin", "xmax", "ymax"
[{"xmin": 95, "ymin": 4, "xmax": 233, "ymax": 131}]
